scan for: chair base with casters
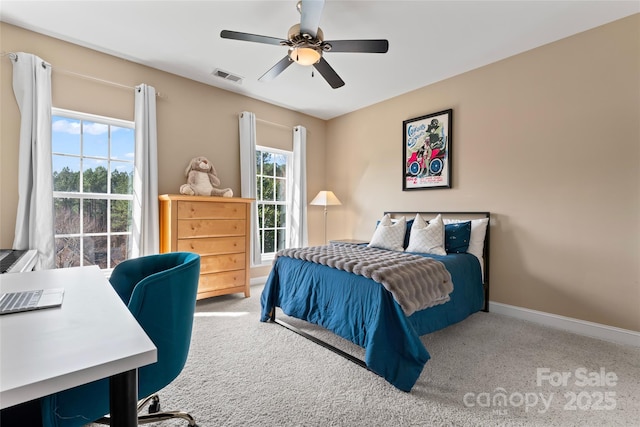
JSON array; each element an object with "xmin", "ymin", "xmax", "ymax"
[
  {"xmin": 40, "ymin": 252, "xmax": 202, "ymax": 427},
  {"xmin": 95, "ymin": 393, "xmax": 198, "ymax": 426}
]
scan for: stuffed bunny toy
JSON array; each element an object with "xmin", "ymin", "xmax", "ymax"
[{"xmin": 179, "ymin": 156, "xmax": 233, "ymax": 197}]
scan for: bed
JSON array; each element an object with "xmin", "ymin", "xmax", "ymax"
[{"xmin": 260, "ymin": 211, "xmax": 490, "ymax": 392}]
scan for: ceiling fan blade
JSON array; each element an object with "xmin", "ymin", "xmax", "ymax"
[
  {"xmin": 299, "ymin": 0, "xmax": 325, "ymax": 38},
  {"xmin": 313, "ymin": 57, "xmax": 345, "ymax": 89},
  {"xmin": 259, "ymin": 56, "xmax": 294, "ymax": 82},
  {"xmin": 324, "ymin": 39, "xmax": 389, "ymax": 53},
  {"xmin": 220, "ymin": 30, "xmax": 284, "ymax": 46}
]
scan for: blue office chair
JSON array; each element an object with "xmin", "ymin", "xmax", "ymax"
[{"xmin": 40, "ymin": 252, "xmax": 201, "ymax": 427}]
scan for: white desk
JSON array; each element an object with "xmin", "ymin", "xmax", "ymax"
[{"xmin": 0, "ymin": 266, "xmax": 157, "ymax": 426}]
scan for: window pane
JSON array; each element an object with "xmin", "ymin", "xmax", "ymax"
[
  {"xmin": 53, "ymin": 156, "xmax": 81, "ymax": 192},
  {"xmin": 82, "ymin": 121, "xmax": 109, "ymax": 158},
  {"xmin": 262, "ymin": 177, "xmax": 274, "ymax": 201},
  {"xmin": 55, "ymin": 237, "xmax": 80, "ymax": 268},
  {"xmin": 264, "ymin": 230, "xmax": 275, "ymax": 253},
  {"xmin": 264, "ymin": 205, "xmax": 276, "ymax": 228},
  {"xmin": 110, "ymin": 126, "xmax": 134, "ymax": 162},
  {"xmin": 111, "ymin": 200, "xmax": 132, "ymax": 232},
  {"xmin": 83, "ymin": 199, "xmax": 107, "ymax": 233},
  {"xmin": 52, "ymin": 116, "xmax": 81, "ymax": 155},
  {"xmin": 83, "ymin": 236, "xmax": 108, "ymax": 269},
  {"xmin": 257, "ymin": 203, "xmax": 263, "ymax": 228},
  {"xmin": 277, "ymin": 229, "xmax": 286, "ymax": 252},
  {"xmin": 275, "ymin": 154, "xmax": 286, "ymax": 177},
  {"xmin": 83, "ymin": 160, "xmax": 108, "ymax": 193},
  {"xmin": 110, "ymin": 235, "xmax": 130, "ymax": 268},
  {"xmin": 256, "ymin": 177, "xmax": 262, "ymax": 200},
  {"xmin": 259, "ymin": 229, "xmax": 264, "ymax": 253},
  {"xmin": 111, "ymin": 162, "xmax": 133, "ymax": 194},
  {"xmin": 275, "ymin": 178, "xmax": 286, "ymax": 201},
  {"xmin": 54, "ymin": 198, "xmax": 80, "ymax": 234},
  {"xmin": 277, "ymin": 205, "xmax": 286, "ymax": 227},
  {"xmin": 256, "ymin": 150, "xmax": 262, "ymax": 174},
  {"xmin": 262, "ymin": 152, "xmax": 274, "ymax": 176}
]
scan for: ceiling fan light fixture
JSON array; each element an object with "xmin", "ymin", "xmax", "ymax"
[
  {"xmin": 221, "ymin": 1, "xmax": 388, "ymax": 88},
  {"xmin": 289, "ymin": 46, "xmax": 321, "ymax": 66}
]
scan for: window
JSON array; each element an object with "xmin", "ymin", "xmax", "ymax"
[
  {"xmin": 255, "ymin": 146, "xmax": 291, "ymax": 261},
  {"xmin": 51, "ymin": 108, "xmax": 135, "ymax": 270}
]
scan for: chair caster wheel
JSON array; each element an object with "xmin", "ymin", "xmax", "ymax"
[{"xmin": 148, "ymin": 396, "xmax": 161, "ymax": 413}]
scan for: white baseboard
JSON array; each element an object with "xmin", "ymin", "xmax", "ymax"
[
  {"xmin": 245, "ymin": 280, "xmax": 639, "ymax": 347},
  {"xmin": 489, "ymin": 301, "xmax": 640, "ymax": 348}
]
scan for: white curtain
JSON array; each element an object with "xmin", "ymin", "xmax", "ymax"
[
  {"xmin": 132, "ymin": 84, "xmax": 159, "ymax": 257},
  {"xmin": 288, "ymin": 126, "xmax": 308, "ymax": 248},
  {"xmin": 11, "ymin": 52, "xmax": 55, "ymax": 270},
  {"xmin": 239, "ymin": 112, "xmax": 262, "ymax": 266}
]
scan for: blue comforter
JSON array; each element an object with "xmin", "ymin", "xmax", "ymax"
[{"xmin": 260, "ymin": 251, "xmax": 484, "ymax": 391}]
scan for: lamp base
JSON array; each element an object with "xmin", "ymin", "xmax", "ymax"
[{"xmin": 323, "ymin": 207, "xmax": 328, "ymax": 245}]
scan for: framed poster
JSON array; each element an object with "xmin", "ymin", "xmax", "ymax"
[{"xmin": 402, "ymin": 109, "xmax": 452, "ymax": 190}]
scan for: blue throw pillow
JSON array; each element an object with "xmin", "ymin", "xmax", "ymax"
[
  {"xmin": 403, "ymin": 219, "xmax": 414, "ymax": 249},
  {"xmin": 445, "ymin": 221, "xmax": 471, "ymax": 253}
]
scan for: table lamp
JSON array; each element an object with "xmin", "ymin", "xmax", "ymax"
[{"xmin": 310, "ymin": 190, "xmax": 342, "ymax": 244}]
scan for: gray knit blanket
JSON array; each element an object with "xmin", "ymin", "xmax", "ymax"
[{"xmin": 275, "ymin": 244, "xmax": 453, "ymax": 316}]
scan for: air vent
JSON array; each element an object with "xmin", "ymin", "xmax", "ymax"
[{"xmin": 211, "ymin": 69, "xmax": 243, "ymax": 84}]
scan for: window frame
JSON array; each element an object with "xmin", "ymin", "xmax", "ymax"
[
  {"xmin": 255, "ymin": 145, "xmax": 292, "ymax": 263},
  {"xmin": 51, "ymin": 107, "xmax": 136, "ymax": 272}
]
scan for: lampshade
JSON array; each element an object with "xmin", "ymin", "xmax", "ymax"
[
  {"xmin": 289, "ymin": 46, "xmax": 322, "ymax": 66},
  {"xmin": 310, "ymin": 190, "xmax": 341, "ymax": 207}
]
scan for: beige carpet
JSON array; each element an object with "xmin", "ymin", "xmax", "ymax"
[{"xmin": 109, "ymin": 284, "xmax": 640, "ymax": 427}]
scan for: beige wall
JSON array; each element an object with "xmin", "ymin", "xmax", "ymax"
[
  {"xmin": 326, "ymin": 14, "xmax": 640, "ymax": 331},
  {"xmin": 2, "ymin": 15, "xmax": 638, "ymax": 332},
  {"xmin": 0, "ymin": 23, "xmax": 327, "ymax": 280}
]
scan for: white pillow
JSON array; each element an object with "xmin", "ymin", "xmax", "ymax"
[
  {"xmin": 368, "ymin": 214, "xmax": 406, "ymax": 252},
  {"xmin": 443, "ymin": 217, "xmax": 488, "ymax": 263},
  {"xmin": 406, "ymin": 214, "xmax": 446, "ymax": 255}
]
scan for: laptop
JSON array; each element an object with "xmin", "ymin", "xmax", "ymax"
[
  {"xmin": 0, "ymin": 288, "xmax": 65, "ymax": 315},
  {"xmin": 0, "ymin": 249, "xmax": 38, "ymax": 273}
]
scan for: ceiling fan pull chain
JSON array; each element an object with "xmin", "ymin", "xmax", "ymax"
[{"xmin": 312, "ymin": 70, "xmax": 315, "ymax": 78}]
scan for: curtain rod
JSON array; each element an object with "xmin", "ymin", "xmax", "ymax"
[
  {"xmin": 240, "ymin": 113, "xmax": 312, "ymax": 133},
  {"xmin": 2, "ymin": 51, "xmax": 166, "ymax": 99},
  {"xmin": 256, "ymin": 117, "xmax": 292, "ymax": 131},
  {"xmin": 255, "ymin": 118, "xmax": 312, "ymax": 135}
]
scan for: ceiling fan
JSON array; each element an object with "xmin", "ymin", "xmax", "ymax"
[{"xmin": 220, "ymin": 0, "xmax": 389, "ymax": 89}]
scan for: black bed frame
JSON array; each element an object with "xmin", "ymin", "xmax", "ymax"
[
  {"xmin": 384, "ymin": 211, "xmax": 491, "ymax": 313},
  {"xmin": 269, "ymin": 211, "xmax": 491, "ymax": 371}
]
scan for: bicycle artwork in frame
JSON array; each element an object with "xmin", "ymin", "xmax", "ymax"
[{"xmin": 402, "ymin": 109, "xmax": 452, "ymax": 190}]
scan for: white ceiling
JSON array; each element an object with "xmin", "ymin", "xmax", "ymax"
[{"xmin": 1, "ymin": 1, "xmax": 638, "ymax": 120}]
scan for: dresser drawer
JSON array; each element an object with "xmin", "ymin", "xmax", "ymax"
[
  {"xmin": 200, "ymin": 253, "xmax": 245, "ymax": 274},
  {"xmin": 178, "ymin": 201, "xmax": 246, "ymax": 220},
  {"xmin": 198, "ymin": 270, "xmax": 246, "ymax": 292},
  {"xmin": 177, "ymin": 236, "xmax": 245, "ymax": 255},
  {"xmin": 177, "ymin": 219, "xmax": 246, "ymax": 238}
]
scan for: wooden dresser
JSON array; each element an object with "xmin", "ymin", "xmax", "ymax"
[{"xmin": 159, "ymin": 194, "xmax": 253, "ymax": 300}]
